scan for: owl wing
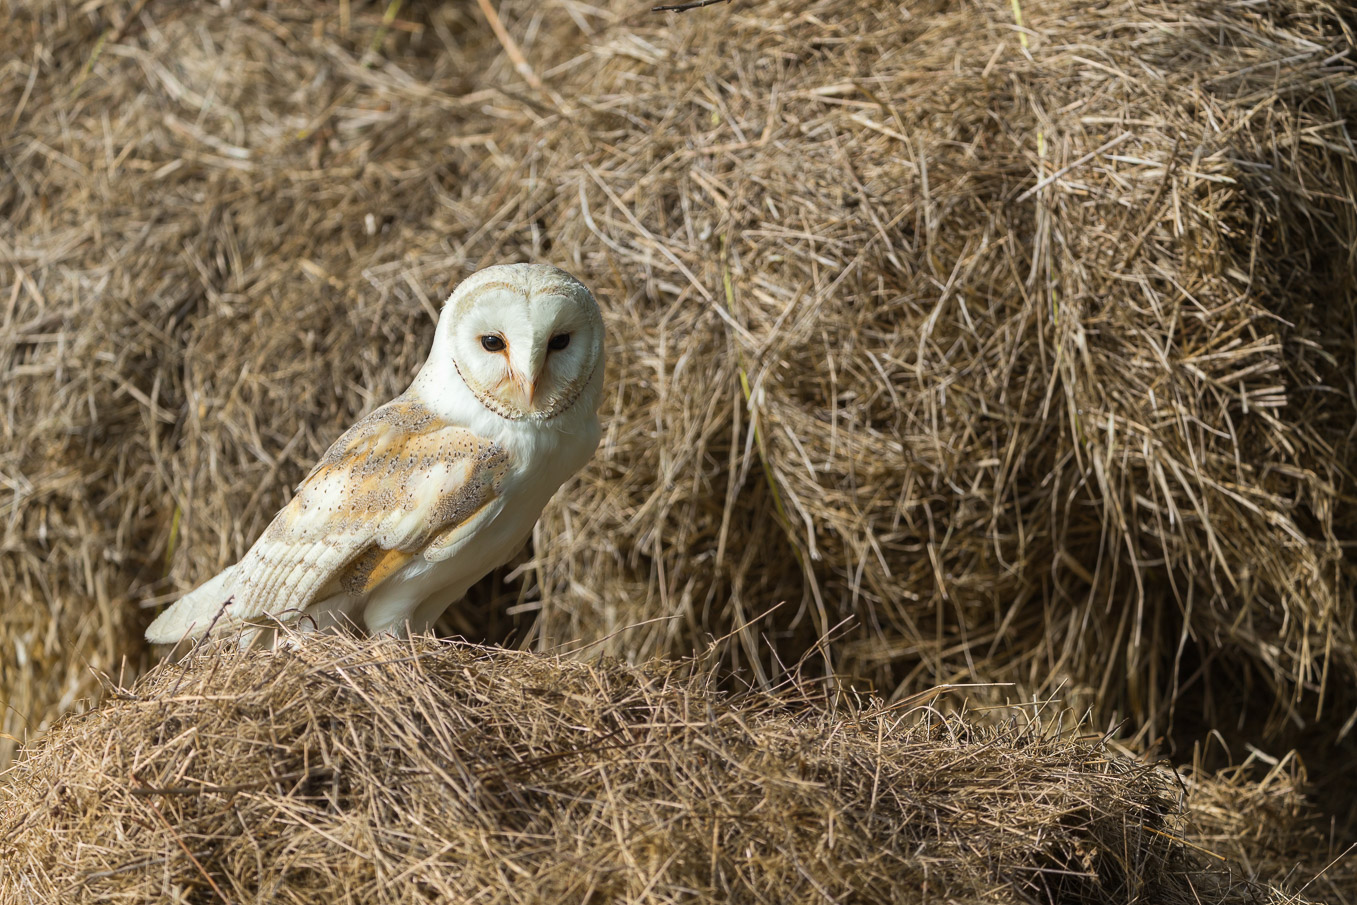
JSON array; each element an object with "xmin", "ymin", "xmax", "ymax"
[{"xmin": 145, "ymin": 398, "xmax": 511, "ymax": 643}]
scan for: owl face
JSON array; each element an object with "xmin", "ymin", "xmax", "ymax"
[{"xmin": 440, "ymin": 264, "xmax": 605, "ymax": 423}]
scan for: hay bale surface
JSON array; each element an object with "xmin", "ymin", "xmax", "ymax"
[
  {"xmin": 5, "ymin": 0, "xmax": 1357, "ymax": 768},
  {"xmin": 499, "ymin": 0, "xmax": 1357, "ymax": 739},
  {"xmin": 1, "ymin": 0, "xmax": 516, "ymax": 764},
  {"xmin": 0, "ymin": 635, "xmax": 1335, "ymax": 904}
]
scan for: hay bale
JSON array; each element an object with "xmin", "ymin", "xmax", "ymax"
[
  {"xmin": 0, "ymin": 0, "xmax": 523, "ymax": 764},
  {"xmin": 1177, "ymin": 752, "xmax": 1356, "ymax": 901},
  {"xmin": 5, "ymin": 0, "xmax": 1357, "ymax": 776},
  {"xmin": 474, "ymin": 0, "xmax": 1357, "ymax": 739},
  {"xmin": 0, "ymin": 634, "xmax": 1332, "ymax": 904}
]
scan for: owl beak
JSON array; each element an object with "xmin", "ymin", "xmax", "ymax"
[
  {"xmin": 508, "ymin": 353, "xmax": 549, "ymax": 413},
  {"xmin": 510, "ymin": 371, "xmax": 539, "ymax": 411}
]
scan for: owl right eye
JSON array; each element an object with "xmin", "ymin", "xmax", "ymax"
[{"xmin": 480, "ymin": 335, "xmax": 506, "ymax": 352}]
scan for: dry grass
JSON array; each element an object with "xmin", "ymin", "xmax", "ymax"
[
  {"xmin": 502, "ymin": 0, "xmax": 1357, "ymax": 744},
  {"xmin": 1177, "ymin": 750, "xmax": 1357, "ymax": 903},
  {"xmin": 3, "ymin": 0, "xmax": 1357, "ymax": 879},
  {"xmin": 2, "ymin": 0, "xmax": 523, "ymax": 764},
  {"xmin": 1, "ymin": 633, "xmax": 1349, "ymax": 904}
]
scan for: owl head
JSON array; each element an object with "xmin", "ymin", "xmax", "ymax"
[{"xmin": 432, "ymin": 264, "xmax": 605, "ymax": 423}]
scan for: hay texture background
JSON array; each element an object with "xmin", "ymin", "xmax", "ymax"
[
  {"xmin": 4, "ymin": 0, "xmax": 1357, "ymax": 868},
  {"xmin": 1, "ymin": 635, "xmax": 1350, "ymax": 904}
]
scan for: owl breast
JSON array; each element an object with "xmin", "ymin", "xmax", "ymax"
[{"xmin": 351, "ymin": 415, "xmax": 601, "ymax": 635}]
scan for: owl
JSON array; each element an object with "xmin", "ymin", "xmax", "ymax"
[{"xmin": 146, "ymin": 263, "xmax": 605, "ymax": 645}]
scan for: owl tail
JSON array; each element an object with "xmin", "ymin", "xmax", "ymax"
[{"xmin": 145, "ymin": 565, "xmax": 241, "ymax": 644}]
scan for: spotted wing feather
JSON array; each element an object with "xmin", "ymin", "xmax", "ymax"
[{"xmin": 146, "ymin": 398, "xmax": 510, "ymax": 643}]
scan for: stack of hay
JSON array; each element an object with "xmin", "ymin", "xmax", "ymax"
[
  {"xmin": 3, "ymin": 0, "xmax": 1356, "ymax": 898},
  {"xmin": 492, "ymin": 0, "xmax": 1357, "ymax": 742},
  {"xmin": 0, "ymin": 635, "xmax": 1346, "ymax": 903},
  {"xmin": 5, "ymin": 0, "xmax": 1356, "ymax": 747}
]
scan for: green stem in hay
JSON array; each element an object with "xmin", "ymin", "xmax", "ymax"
[
  {"xmin": 365, "ymin": 0, "xmax": 403, "ymax": 65},
  {"xmin": 720, "ymin": 237, "xmax": 800, "ymax": 561},
  {"xmin": 164, "ymin": 503, "xmax": 182, "ymax": 577},
  {"xmin": 69, "ymin": 32, "xmax": 107, "ymax": 100}
]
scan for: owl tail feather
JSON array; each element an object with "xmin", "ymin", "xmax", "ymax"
[{"xmin": 145, "ymin": 565, "xmax": 240, "ymax": 644}]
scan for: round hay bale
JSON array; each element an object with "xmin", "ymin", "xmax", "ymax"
[{"xmin": 0, "ymin": 634, "xmax": 1334, "ymax": 904}]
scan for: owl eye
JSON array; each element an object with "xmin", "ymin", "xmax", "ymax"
[
  {"xmin": 547, "ymin": 333, "xmax": 571, "ymax": 352},
  {"xmin": 480, "ymin": 335, "xmax": 506, "ymax": 352}
]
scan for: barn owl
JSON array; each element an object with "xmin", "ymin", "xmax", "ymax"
[{"xmin": 146, "ymin": 263, "xmax": 605, "ymax": 645}]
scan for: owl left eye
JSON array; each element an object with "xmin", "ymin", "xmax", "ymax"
[{"xmin": 547, "ymin": 333, "xmax": 571, "ymax": 351}]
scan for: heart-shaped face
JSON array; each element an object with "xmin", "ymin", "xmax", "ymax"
[{"xmin": 438, "ymin": 264, "xmax": 605, "ymax": 423}]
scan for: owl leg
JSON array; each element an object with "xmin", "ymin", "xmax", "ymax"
[
  {"xmin": 407, "ymin": 579, "xmax": 475, "ymax": 635},
  {"xmin": 244, "ymin": 592, "xmax": 361, "ymax": 651},
  {"xmin": 296, "ymin": 591, "xmax": 363, "ymax": 635},
  {"xmin": 359, "ymin": 558, "xmax": 458, "ymax": 636}
]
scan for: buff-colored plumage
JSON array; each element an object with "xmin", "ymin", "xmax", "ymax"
[{"xmin": 146, "ymin": 264, "xmax": 605, "ymax": 645}]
